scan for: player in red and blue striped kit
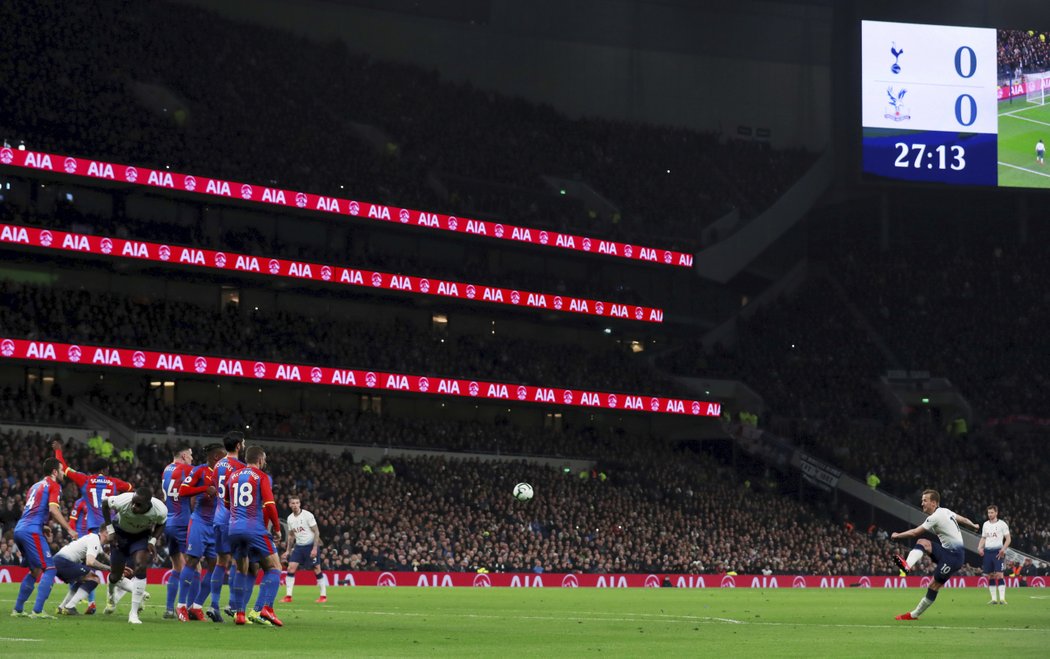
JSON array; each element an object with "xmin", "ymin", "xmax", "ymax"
[
  {"xmin": 227, "ymin": 446, "xmax": 283, "ymax": 627},
  {"xmin": 176, "ymin": 443, "xmax": 227, "ymax": 622},
  {"xmin": 11, "ymin": 457, "xmax": 76, "ymax": 618},
  {"xmin": 162, "ymin": 445, "xmax": 195, "ymax": 618},
  {"xmin": 211, "ymin": 431, "xmax": 246, "ymax": 618},
  {"xmin": 53, "ymin": 440, "xmax": 134, "ymax": 533}
]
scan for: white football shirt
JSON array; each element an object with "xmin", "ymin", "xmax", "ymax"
[
  {"xmin": 106, "ymin": 493, "xmax": 168, "ymax": 534},
  {"xmin": 56, "ymin": 532, "xmax": 103, "ymax": 563},
  {"xmin": 981, "ymin": 519, "xmax": 1010, "ymax": 550},
  {"xmin": 922, "ymin": 507, "xmax": 965, "ymax": 551},
  {"xmin": 287, "ymin": 510, "xmax": 317, "ymax": 546}
]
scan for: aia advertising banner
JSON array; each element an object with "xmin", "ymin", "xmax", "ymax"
[
  {"xmin": 0, "ymin": 567, "xmax": 1039, "ymax": 589},
  {"xmin": 0, "ymin": 223, "xmax": 664, "ymax": 323},
  {"xmin": 0, "ymin": 148, "xmax": 695, "ymax": 268},
  {"xmin": 0, "ymin": 337, "xmax": 723, "ymax": 417}
]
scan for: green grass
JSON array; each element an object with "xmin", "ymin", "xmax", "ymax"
[
  {"xmin": 997, "ymin": 98, "xmax": 1050, "ymax": 187},
  {"xmin": 3, "ymin": 584, "xmax": 1049, "ymax": 657}
]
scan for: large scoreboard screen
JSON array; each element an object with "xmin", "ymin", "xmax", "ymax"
[{"xmin": 862, "ymin": 20, "xmax": 1050, "ymax": 188}]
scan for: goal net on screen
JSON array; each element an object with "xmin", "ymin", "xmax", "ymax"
[{"xmin": 1026, "ymin": 72, "xmax": 1050, "ymax": 105}]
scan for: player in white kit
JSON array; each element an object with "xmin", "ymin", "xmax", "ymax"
[
  {"xmin": 102, "ymin": 491, "xmax": 168, "ymax": 623},
  {"xmin": 280, "ymin": 496, "xmax": 328, "ymax": 603},
  {"xmin": 978, "ymin": 504, "xmax": 1011, "ymax": 604},
  {"xmin": 1037, "ymin": 139, "xmax": 1045, "ymax": 165},
  {"xmin": 891, "ymin": 489, "xmax": 980, "ymax": 621},
  {"xmin": 54, "ymin": 529, "xmax": 112, "ymax": 615}
]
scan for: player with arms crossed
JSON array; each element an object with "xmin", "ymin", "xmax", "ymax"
[
  {"xmin": 102, "ymin": 491, "xmax": 168, "ymax": 624},
  {"xmin": 11, "ymin": 457, "xmax": 75, "ymax": 618},
  {"xmin": 177, "ymin": 443, "xmax": 226, "ymax": 622},
  {"xmin": 54, "ymin": 527, "xmax": 112, "ymax": 615},
  {"xmin": 281, "ymin": 496, "xmax": 328, "ymax": 603},
  {"xmin": 161, "ymin": 445, "xmax": 194, "ymax": 618},
  {"xmin": 227, "ymin": 446, "xmax": 283, "ymax": 626},
  {"xmin": 211, "ymin": 431, "xmax": 246, "ymax": 618},
  {"xmin": 891, "ymin": 489, "xmax": 980, "ymax": 620},
  {"xmin": 978, "ymin": 504, "xmax": 1012, "ymax": 605}
]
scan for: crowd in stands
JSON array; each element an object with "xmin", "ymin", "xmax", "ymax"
[
  {"xmin": 998, "ymin": 29, "xmax": 1050, "ymax": 82},
  {"xmin": 0, "ymin": 0, "xmax": 814, "ymax": 251},
  {"xmin": 0, "ymin": 385, "xmax": 84, "ymax": 427},
  {"xmin": 0, "ymin": 280, "xmax": 683, "ymax": 398},
  {"xmin": 1, "ymin": 428, "xmax": 985, "ymax": 576}
]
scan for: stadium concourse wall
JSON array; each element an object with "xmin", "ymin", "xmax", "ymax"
[{"xmin": 0, "ymin": 567, "xmax": 1041, "ymax": 589}]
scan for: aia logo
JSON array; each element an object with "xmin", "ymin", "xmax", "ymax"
[
  {"xmin": 40, "ymin": 230, "xmax": 54, "ymax": 247},
  {"xmin": 0, "ymin": 339, "xmax": 15, "ymax": 357},
  {"xmin": 253, "ymin": 362, "xmax": 267, "ymax": 378},
  {"xmin": 132, "ymin": 351, "xmax": 147, "ymax": 368},
  {"xmin": 634, "ymin": 308, "xmax": 643, "ymax": 320},
  {"xmin": 63, "ymin": 157, "xmax": 77, "ymax": 174},
  {"xmin": 158, "ymin": 245, "xmax": 171, "ymax": 261},
  {"xmin": 792, "ymin": 576, "xmax": 807, "ymax": 588},
  {"xmin": 650, "ymin": 398, "xmax": 660, "ymax": 412},
  {"xmin": 100, "ymin": 237, "xmax": 114, "ymax": 254},
  {"xmin": 624, "ymin": 245, "xmax": 633, "ymax": 258},
  {"xmin": 494, "ymin": 224, "xmax": 504, "ymax": 238},
  {"xmin": 553, "ymin": 296, "xmax": 563, "ymax": 310},
  {"xmin": 295, "ymin": 192, "xmax": 307, "ymax": 208},
  {"xmin": 68, "ymin": 345, "xmax": 82, "ymax": 363},
  {"xmin": 510, "ymin": 291, "xmax": 520, "ymax": 305},
  {"xmin": 691, "ymin": 401, "xmax": 701, "ymax": 415},
  {"xmin": 473, "ymin": 573, "xmax": 492, "ymax": 588},
  {"xmin": 603, "ymin": 393, "xmax": 616, "ymax": 407},
  {"xmin": 376, "ymin": 572, "xmax": 397, "ymax": 587},
  {"xmin": 419, "ymin": 279, "xmax": 430, "ymax": 294},
  {"xmin": 595, "ymin": 301, "xmax": 604, "ymax": 315},
  {"xmin": 720, "ymin": 576, "xmax": 736, "ymax": 588},
  {"xmin": 447, "ymin": 217, "xmax": 458, "ymax": 231},
  {"xmin": 310, "ymin": 367, "xmax": 323, "ymax": 383},
  {"xmin": 663, "ymin": 251, "xmax": 672, "ymax": 264},
  {"xmin": 0, "ymin": 147, "xmax": 14, "ymax": 164},
  {"xmin": 468, "ymin": 381, "xmax": 479, "ymax": 396},
  {"xmin": 561, "ymin": 574, "xmax": 579, "ymax": 588},
  {"xmin": 644, "ymin": 575, "xmax": 661, "ymax": 588},
  {"xmin": 194, "ymin": 357, "xmax": 208, "ymax": 373},
  {"xmin": 582, "ymin": 238, "xmax": 592, "ymax": 251},
  {"xmin": 240, "ymin": 184, "xmax": 253, "ymax": 200},
  {"xmin": 184, "ymin": 175, "xmax": 197, "ymax": 191},
  {"xmin": 348, "ymin": 200, "xmax": 360, "ymax": 215},
  {"xmin": 465, "ymin": 285, "xmax": 476, "ymax": 299},
  {"xmin": 919, "ymin": 577, "xmax": 932, "ymax": 588},
  {"xmin": 516, "ymin": 386, "xmax": 528, "ymax": 400},
  {"xmin": 857, "ymin": 576, "xmax": 872, "ymax": 588},
  {"xmin": 539, "ymin": 231, "xmax": 549, "ymax": 245},
  {"xmin": 365, "ymin": 372, "xmax": 377, "ymax": 387},
  {"xmin": 268, "ymin": 259, "xmax": 280, "ymax": 275},
  {"xmin": 320, "ymin": 265, "xmax": 332, "ymax": 281},
  {"xmin": 371, "ymin": 273, "xmax": 382, "ymax": 287},
  {"xmin": 214, "ymin": 252, "xmax": 227, "ymax": 268},
  {"xmin": 562, "ymin": 390, "xmax": 573, "ymax": 404},
  {"xmin": 977, "ymin": 577, "xmax": 989, "ymax": 588},
  {"xmin": 418, "ymin": 377, "xmax": 430, "ymax": 392},
  {"xmin": 399, "ymin": 209, "xmax": 410, "ymax": 223},
  {"xmin": 1032, "ymin": 576, "xmax": 1046, "ymax": 588},
  {"xmin": 125, "ymin": 166, "xmax": 138, "ymax": 183}
]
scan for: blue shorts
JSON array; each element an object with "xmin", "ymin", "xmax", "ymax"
[
  {"xmin": 185, "ymin": 518, "xmax": 217, "ymax": 559},
  {"xmin": 982, "ymin": 550, "xmax": 1005, "ymax": 574},
  {"xmin": 229, "ymin": 531, "xmax": 277, "ymax": 563},
  {"xmin": 55, "ymin": 555, "xmax": 93, "ymax": 584},
  {"xmin": 288, "ymin": 543, "xmax": 316, "ymax": 569},
  {"xmin": 214, "ymin": 522, "xmax": 231, "ymax": 556},
  {"xmin": 14, "ymin": 528, "xmax": 54, "ymax": 571},
  {"xmin": 165, "ymin": 521, "xmax": 187, "ymax": 557},
  {"xmin": 111, "ymin": 527, "xmax": 151, "ymax": 567},
  {"xmin": 930, "ymin": 544, "xmax": 964, "ymax": 584}
]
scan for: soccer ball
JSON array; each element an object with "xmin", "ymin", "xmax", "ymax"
[{"xmin": 512, "ymin": 482, "xmax": 534, "ymax": 502}]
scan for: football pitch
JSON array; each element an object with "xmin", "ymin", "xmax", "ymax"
[
  {"xmin": 997, "ymin": 98, "xmax": 1050, "ymax": 187},
  {"xmin": 2, "ymin": 585, "xmax": 1048, "ymax": 657}
]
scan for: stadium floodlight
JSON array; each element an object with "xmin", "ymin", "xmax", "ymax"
[{"xmin": 1025, "ymin": 71, "xmax": 1050, "ymax": 105}]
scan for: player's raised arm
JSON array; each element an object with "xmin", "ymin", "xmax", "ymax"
[
  {"xmin": 954, "ymin": 514, "xmax": 981, "ymax": 533},
  {"xmin": 891, "ymin": 524, "xmax": 925, "ymax": 541},
  {"xmin": 52, "ymin": 439, "xmax": 89, "ymax": 488}
]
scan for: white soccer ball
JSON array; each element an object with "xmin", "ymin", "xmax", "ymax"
[{"xmin": 512, "ymin": 482, "xmax": 534, "ymax": 502}]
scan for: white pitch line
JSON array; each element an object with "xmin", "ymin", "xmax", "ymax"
[
  {"xmin": 998, "ymin": 161, "xmax": 1050, "ymax": 179},
  {"xmin": 0, "ymin": 638, "xmax": 43, "ymax": 642},
  {"xmin": 1000, "ymin": 113, "xmax": 1050, "ymax": 128}
]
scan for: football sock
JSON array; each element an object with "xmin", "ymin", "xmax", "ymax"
[
  {"xmin": 317, "ymin": 572, "xmax": 328, "ymax": 597},
  {"xmin": 15, "ymin": 572, "xmax": 36, "ymax": 612},
  {"xmin": 179, "ymin": 566, "xmax": 197, "ymax": 606},
  {"xmin": 67, "ymin": 581, "xmax": 97, "ymax": 608},
  {"xmin": 228, "ymin": 570, "xmax": 242, "ymax": 611},
  {"xmin": 194, "ymin": 569, "xmax": 212, "ymax": 608},
  {"xmin": 209, "ymin": 565, "xmax": 226, "ymax": 610},
  {"xmin": 998, "ymin": 578, "xmax": 1006, "ymax": 600},
  {"xmin": 130, "ymin": 577, "xmax": 147, "ymax": 613},
  {"xmin": 259, "ymin": 569, "xmax": 281, "ymax": 609},
  {"xmin": 32, "ymin": 569, "xmax": 56, "ymax": 614},
  {"xmin": 166, "ymin": 571, "xmax": 180, "ymax": 611},
  {"xmin": 285, "ymin": 574, "xmax": 295, "ymax": 597},
  {"xmin": 243, "ymin": 572, "xmax": 257, "ymax": 612},
  {"xmin": 59, "ymin": 584, "xmax": 77, "ymax": 609},
  {"xmin": 88, "ymin": 587, "xmax": 95, "ymax": 603},
  {"xmin": 906, "ymin": 547, "xmax": 925, "ymax": 569},
  {"xmin": 910, "ymin": 588, "xmax": 937, "ymax": 618}
]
